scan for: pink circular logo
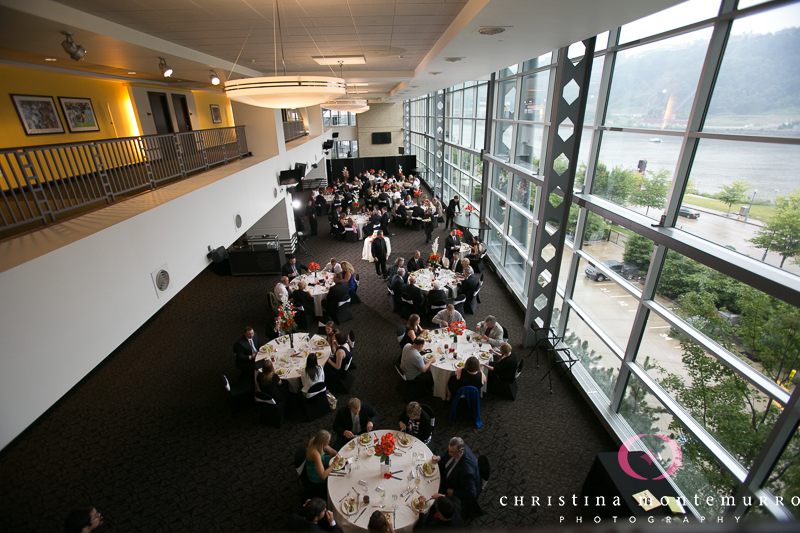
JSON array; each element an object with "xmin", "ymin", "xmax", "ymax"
[{"xmin": 618, "ymin": 434, "xmax": 682, "ymax": 480}]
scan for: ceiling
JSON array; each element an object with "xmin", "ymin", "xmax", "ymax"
[{"xmin": 0, "ymin": 0, "xmax": 684, "ymax": 102}]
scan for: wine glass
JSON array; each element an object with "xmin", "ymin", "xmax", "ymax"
[
  {"xmin": 392, "ymin": 494, "xmax": 398, "ymax": 510},
  {"xmin": 415, "ymin": 476, "xmax": 421, "ymax": 488}
]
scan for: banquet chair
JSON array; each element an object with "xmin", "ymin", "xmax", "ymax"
[
  {"xmin": 317, "ymin": 316, "xmax": 332, "ymax": 336},
  {"xmin": 328, "ymin": 367, "xmax": 355, "ymax": 394},
  {"xmin": 466, "ymin": 284, "xmax": 482, "ymax": 315},
  {"xmin": 476, "ymin": 273, "xmax": 485, "ymax": 303},
  {"xmin": 451, "ymin": 294, "xmax": 467, "ymax": 316},
  {"xmin": 447, "ymin": 386, "xmax": 482, "ymax": 428},
  {"xmin": 400, "ymin": 297, "xmax": 415, "ymax": 320},
  {"xmin": 428, "ymin": 300, "xmax": 448, "ymax": 323},
  {"xmin": 420, "ymin": 404, "xmax": 436, "ymax": 429},
  {"xmin": 411, "ymin": 217, "xmax": 423, "ymax": 231},
  {"xmin": 221, "ymin": 373, "xmax": 254, "ymax": 414},
  {"xmin": 478, "ymin": 455, "xmax": 491, "ymax": 490},
  {"xmin": 294, "ymin": 446, "xmax": 326, "ymax": 501},
  {"xmin": 344, "ymin": 226, "xmax": 358, "ymax": 243},
  {"xmin": 334, "ymin": 297, "xmax": 353, "ymax": 324},
  {"xmin": 254, "ymin": 391, "xmax": 287, "ymax": 427},
  {"xmin": 301, "ymin": 382, "xmax": 330, "ymax": 422},
  {"xmin": 488, "ymin": 359, "xmax": 523, "ymax": 401}
]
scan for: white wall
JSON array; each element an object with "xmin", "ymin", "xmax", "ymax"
[
  {"xmin": 333, "ymin": 125, "xmax": 357, "ymax": 141},
  {"xmin": 0, "ymin": 133, "xmax": 323, "ymax": 451},
  {"xmin": 129, "ymin": 85, "xmax": 200, "ymax": 135}
]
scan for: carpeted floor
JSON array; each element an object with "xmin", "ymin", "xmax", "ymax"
[{"xmin": 0, "ymin": 186, "xmax": 616, "ymax": 532}]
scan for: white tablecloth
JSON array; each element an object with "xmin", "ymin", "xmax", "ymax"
[
  {"xmin": 351, "ymin": 214, "xmax": 370, "ymax": 240},
  {"xmin": 362, "ymin": 236, "xmax": 392, "ymax": 262},
  {"xmin": 420, "ymin": 329, "xmax": 490, "ymax": 400},
  {"xmin": 328, "ymin": 430, "xmax": 440, "ymax": 533},
  {"xmin": 290, "ymin": 273, "xmax": 335, "ymax": 316},
  {"xmin": 255, "ymin": 333, "xmax": 331, "ymax": 394},
  {"xmin": 411, "ymin": 267, "xmax": 458, "ymax": 299}
]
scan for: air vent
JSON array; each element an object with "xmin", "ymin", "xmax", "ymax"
[
  {"xmin": 155, "ymin": 269, "xmax": 169, "ymax": 291},
  {"xmin": 478, "ymin": 27, "xmax": 506, "ymax": 36},
  {"xmin": 444, "ymin": 57, "xmax": 464, "ymax": 63},
  {"xmin": 234, "ymin": 212, "xmax": 242, "ymax": 229}
]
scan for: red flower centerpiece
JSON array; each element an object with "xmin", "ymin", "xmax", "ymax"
[
  {"xmin": 412, "ymin": 189, "xmax": 421, "ymax": 198},
  {"xmin": 374, "ymin": 433, "xmax": 396, "ymax": 476},
  {"xmin": 465, "ymin": 205, "xmax": 475, "ymax": 216},
  {"xmin": 327, "ymin": 187, "xmax": 334, "ymax": 194},
  {"xmin": 428, "ymin": 253, "xmax": 440, "ymax": 265},
  {"xmin": 454, "ymin": 229, "xmax": 463, "ymax": 237},
  {"xmin": 309, "ymin": 262, "xmax": 321, "ymax": 281},
  {"xmin": 447, "ymin": 320, "xmax": 466, "ymax": 343},
  {"xmin": 278, "ymin": 299, "xmax": 297, "ymax": 348}
]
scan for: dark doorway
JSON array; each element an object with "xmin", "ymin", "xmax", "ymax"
[
  {"xmin": 147, "ymin": 92, "xmax": 174, "ymax": 135},
  {"xmin": 171, "ymin": 94, "xmax": 192, "ymax": 132}
]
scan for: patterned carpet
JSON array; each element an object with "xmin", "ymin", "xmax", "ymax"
[{"xmin": 0, "ymin": 187, "xmax": 616, "ymax": 532}]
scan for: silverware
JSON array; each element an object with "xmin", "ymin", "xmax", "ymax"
[
  {"xmin": 427, "ymin": 477, "xmax": 439, "ymax": 483},
  {"xmin": 339, "ymin": 490, "xmax": 351, "ymax": 503},
  {"xmin": 355, "ymin": 507, "xmax": 367, "ymax": 522}
]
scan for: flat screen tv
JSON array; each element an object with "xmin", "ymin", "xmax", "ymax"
[
  {"xmin": 332, "ymin": 132, "xmax": 339, "ymax": 138},
  {"xmin": 372, "ymin": 132, "xmax": 391, "ymax": 144},
  {"xmin": 279, "ymin": 168, "xmax": 301, "ymax": 186},
  {"xmin": 294, "ymin": 163, "xmax": 307, "ymax": 177}
]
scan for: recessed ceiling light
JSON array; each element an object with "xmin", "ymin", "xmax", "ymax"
[
  {"xmin": 45, "ymin": 58, "xmax": 57, "ymax": 61},
  {"xmin": 478, "ymin": 27, "xmax": 506, "ymax": 36},
  {"xmin": 128, "ymin": 71, "xmax": 136, "ymax": 75},
  {"xmin": 444, "ymin": 57, "xmax": 464, "ymax": 63},
  {"xmin": 313, "ymin": 55, "xmax": 366, "ymax": 65},
  {"xmin": 347, "ymin": 83, "xmax": 368, "ymax": 86}
]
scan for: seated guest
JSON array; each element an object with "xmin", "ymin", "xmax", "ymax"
[
  {"xmin": 420, "ymin": 494, "xmax": 463, "ymax": 528},
  {"xmin": 398, "ymin": 401, "xmax": 432, "ymax": 446},
  {"xmin": 430, "ymin": 437, "xmax": 481, "ymax": 512},
  {"xmin": 282, "ymin": 256, "xmax": 309, "ymax": 280},
  {"xmin": 369, "ymin": 207, "xmax": 382, "ymax": 230},
  {"xmin": 402, "ymin": 276, "xmax": 426, "ymax": 309},
  {"xmin": 256, "ymin": 359, "xmax": 288, "ymax": 402},
  {"xmin": 411, "ymin": 203, "xmax": 425, "ymax": 224},
  {"xmin": 407, "ymin": 251, "xmax": 425, "ymax": 272},
  {"xmin": 457, "ymin": 272, "xmax": 478, "ymax": 302},
  {"xmin": 275, "ymin": 276, "xmax": 291, "ymax": 302},
  {"xmin": 64, "ymin": 506, "xmax": 103, "ymax": 533},
  {"xmin": 390, "ymin": 267, "xmax": 406, "ymax": 296},
  {"xmin": 325, "ymin": 331, "xmax": 352, "ymax": 386},
  {"xmin": 304, "ymin": 429, "xmax": 341, "ymax": 490},
  {"xmin": 483, "ymin": 342, "xmax": 518, "ymax": 386},
  {"xmin": 323, "ymin": 258, "xmax": 342, "ymax": 274},
  {"xmin": 324, "ymin": 321, "xmax": 339, "ymax": 353},
  {"xmin": 289, "ymin": 497, "xmax": 341, "ymax": 532},
  {"xmin": 302, "ymin": 353, "xmax": 325, "ymax": 397},
  {"xmin": 292, "ymin": 281, "xmax": 316, "ymax": 319},
  {"xmin": 459, "ymin": 258, "xmax": 474, "ymax": 279},
  {"xmin": 333, "ymin": 397, "xmax": 380, "ymax": 449},
  {"xmin": 451, "ymin": 252, "xmax": 462, "ymax": 274},
  {"xmin": 427, "ymin": 281, "xmax": 448, "ymax": 309},
  {"xmin": 387, "ymin": 257, "xmax": 405, "ymax": 281},
  {"xmin": 447, "ymin": 356, "xmax": 485, "ymax": 401},
  {"xmin": 469, "ymin": 236, "xmax": 485, "ymax": 262},
  {"xmin": 395, "ymin": 203, "xmax": 408, "ymax": 223},
  {"xmin": 323, "ymin": 273, "xmax": 349, "ymax": 316},
  {"xmin": 233, "ymin": 326, "xmax": 260, "ymax": 375},
  {"xmin": 401, "ymin": 314, "xmax": 427, "ymax": 349},
  {"xmin": 424, "ymin": 207, "xmax": 436, "ymax": 244},
  {"xmin": 432, "ymin": 304, "xmax": 464, "ymax": 329},
  {"xmin": 266, "ymin": 316, "xmax": 282, "ymax": 341},
  {"xmin": 475, "ymin": 315, "xmax": 504, "ymax": 347},
  {"xmin": 367, "ymin": 510, "xmax": 394, "ymax": 533},
  {"xmin": 401, "ymin": 338, "xmax": 434, "ymax": 391},
  {"xmin": 340, "ymin": 261, "xmax": 357, "ymax": 294}
]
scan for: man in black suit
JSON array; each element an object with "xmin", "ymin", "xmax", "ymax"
[
  {"xmin": 431, "ymin": 437, "xmax": 481, "ymax": 514},
  {"xmin": 368, "ymin": 207, "xmax": 382, "ymax": 233},
  {"xmin": 291, "ymin": 281, "xmax": 316, "ymax": 325},
  {"xmin": 458, "ymin": 272, "xmax": 479, "ymax": 307},
  {"xmin": 390, "ymin": 267, "xmax": 406, "ymax": 296},
  {"xmin": 342, "ymin": 190, "xmax": 353, "ymax": 212},
  {"xmin": 408, "ymin": 250, "xmax": 425, "ymax": 272},
  {"xmin": 306, "ymin": 199, "xmax": 318, "ymax": 236},
  {"xmin": 332, "ymin": 397, "xmax": 380, "ymax": 449},
  {"xmin": 289, "ymin": 498, "xmax": 340, "ymax": 532},
  {"xmin": 452, "ymin": 253, "xmax": 463, "ymax": 275},
  {"xmin": 380, "ymin": 206, "xmax": 391, "ymax": 235},
  {"xmin": 233, "ymin": 326, "xmax": 260, "ymax": 375},
  {"xmin": 403, "ymin": 275, "xmax": 426, "ymax": 310},
  {"xmin": 426, "ymin": 281, "xmax": 448, "ymax": 309},
  {"xmin": 395, "ymin": 203, "xmax": 408, "ymax": 225},
  {"xmin": 324, "ymin": 273, "xmax": 349, "ymax": 317},
  {"xmin": 315, "ymin": 190, "xmax": 326, "ymax": 216},
  {"xmin": 371, "ymin": 231, "xmax": 388, "ymax": 279},
  {"xmin": 445, "ymin": 195, "xmax": 460, "ymax": 229},
  {"xmin": 282, "ymin": 256, "xmax": 308, "ymax": 280},
  {"xmin": 444, "ymin": 229, "xmax": 461, "ymax": 263},
  {"xmin": 411, "ymin": 203, "xmax": 425, "ymax": 227},
  {"xmin": 421, "ymin": 494, "xmax": 463, "ymax": 528}
]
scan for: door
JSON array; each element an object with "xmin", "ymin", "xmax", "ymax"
[
  {"xmin": 171, "ymin": 94, "xmax": 192, "ymax": 132},
  {"xmin": 147, "ymin": 92, "xmax": 174, "ymax": 135}
]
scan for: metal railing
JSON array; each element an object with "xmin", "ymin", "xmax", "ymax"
[
  {"xmin": 283, "ymin": 121, "xmax": 307, "ymax": 142},
  {"xmin": 0, "ymin": 126, "xmax": 248, "ymax": 234}
]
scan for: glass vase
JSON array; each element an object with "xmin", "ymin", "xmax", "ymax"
[{"xmin": 381, "ymin": 458, "xmax": 392, "ymax": 479}]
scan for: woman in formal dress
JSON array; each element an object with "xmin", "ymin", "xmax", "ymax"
[
  {"xmin": 400, "ymin": 314, "xmax": 427, "ymax": 349},
  {"xmin": 324, "ymin": 321, "xmax": 339, "ymax": 354},
  {"xmin": 302, "ymin": 353, "xmax": 325, "ymax": 397},
  {"xmin": 325, "ymin": 331, "xmax": 351, "ymax": 383},
  {"xmin": 483, "ymin": 342, "xmax": 518, "ymax": 385},
  {"xmin": 368, "ymin": 510, "xmax": 395, "ymax": 533},
  {"xmin": 306, "ymin": 429, "xmax": 340, "ymax": 485},
  {"xmin": 447, "ymin": 355, "xmax": 485, "ymax": 400},
  {"xmin": 340, "ymin": 261, "xmax": 357, "ymax": 294},
  {"xmin": 256, "ymin": 359, "xmax": 287, "ymax": 402}
]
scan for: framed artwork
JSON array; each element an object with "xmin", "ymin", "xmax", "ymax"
[
  {"xmin": 58, "ymin": 97, "xmax": 100, "ymax": 133},
  {"xmin": 11, "ymin": 94, "xmax": 64, "ymax": 135},
  {"xmin": 210, "ymin": 104, "xmax": 222, "ymax": 124}
]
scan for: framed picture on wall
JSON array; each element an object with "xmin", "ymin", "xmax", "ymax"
[
  {"xmin": 10, "ymin": 94, "xmax": 64, "ymax": 135},
  {"xmin": 210, "ymin": 104, "xmax": 222, "ymax": 124},
  {"xmin": 58, "ymin": 97, "xmax": 100, "ymax": 133}
]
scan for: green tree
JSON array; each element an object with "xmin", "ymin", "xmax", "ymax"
[
  {"xmin": 593, "ymin": 165, "xmax": 638, "ymax": 205},
  {"xmin": 629, "ymin": 168, "xmax": 670, "ymax": 216},
  {"xmin": 622, "ymin": 232, "xmax": 655, "ymax": 272},
  {"xmin": 657, "ymin": 250, "xmax": 706, "ymax": 300},
  {"xmin": 749, "ymin": 190, "xmax": 800, "ymax": 268},
  {"xmin": 717, "ymin": 180, "xmax": 752, "ymax": 216},
  {"xmin": 567, "ymin": 206, "xmax": 607, "ymax": 242}
]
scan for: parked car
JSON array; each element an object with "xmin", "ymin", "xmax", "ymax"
[
  {"xmin": 585, "ymin": 260, "xmax": 639, "ymax": 281},
  {"xmin": 678, "ymin": 207, "xmax": 700, "ymax": 219}
]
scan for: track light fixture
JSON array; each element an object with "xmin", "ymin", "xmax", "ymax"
[
  {"xmin": 209, "ymin": 70, "xmax": 220, "ymax": 85},
  {"xmin": 61, "ymin": 31, "xmax": 85, "ymax": 61},
  {"xmin": 159, "ymin": 57, "xmax": 173, "ymax": 77}
]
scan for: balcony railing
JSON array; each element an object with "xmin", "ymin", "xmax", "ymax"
[
  {"xmin": 283, "ymin": 121, "xmax": 307, "ymax": 142},
  {"xmin": 0, "ymin": 126, "xmax": 248, "ymax": 236}
]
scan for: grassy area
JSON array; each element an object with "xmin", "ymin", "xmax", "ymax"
[{"xmin": 683, "ymin": 195, "xmax": 774, "ymax": 223}]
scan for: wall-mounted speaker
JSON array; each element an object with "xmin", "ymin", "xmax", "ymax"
[
  {"xmin": 398, "ymin": 147, "xmax": 405, "ymax": 155},
  {"xmin": 207, "ymin": 246, "xmax": 229, "ymax": 263}
]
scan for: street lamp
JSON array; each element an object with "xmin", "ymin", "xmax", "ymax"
[{"xmin": 745, "ymin": 189, "xmax": 757, "ymax": 222}]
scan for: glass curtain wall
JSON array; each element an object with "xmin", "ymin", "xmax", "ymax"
[
  {"xmin": 322, "ymin": 109, "xmax": 357, "ymax": 126},
  {"xmin": 406, "ymin": 0, "xmax": 800, "ymax": 522}
]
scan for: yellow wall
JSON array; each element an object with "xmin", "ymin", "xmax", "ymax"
[
  {"xmin": 192, "ymin": 90, "xmax": 234, "ymax": 130},
  {"xmin": 0, "ymin": 64, "xmax": 141, "ymax": 149}
]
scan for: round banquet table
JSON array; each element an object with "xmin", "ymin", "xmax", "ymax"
[
  {"xmin": 289, "ymin": 273, "xmax": 334, "ymax": 316},
  {"xmin": 254, "ymin": 333, "xmax": 331, "ymax": 394},
  {"xmin": 328, "ymin": 430, "xmax": 440, "ymax": 533},
  {"xmin": 453, "ymin": 213, "xmax": 490, "ymax": 231},
  {"xmin": 350, "ymin": 214, "xmax": 370, "ymax": 240},
  {"xmin": 411, "ymin": 267, "xmax": 458, "ymax": 299},
  {"xmin": 362, "ymin": 235, "xmax": 392, "ymax": 262},
  {"xmin": 420, "ymin": 329, "xmax": 491, "ymax": 400}
]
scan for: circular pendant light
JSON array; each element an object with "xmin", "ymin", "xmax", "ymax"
[
  {"xmin": 225, "ymin": 76, "xmax": 346, "ymax": 109},
  {"xmin": 321, "ymin": 98, "xmax": 370, "ymax": 113}
]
